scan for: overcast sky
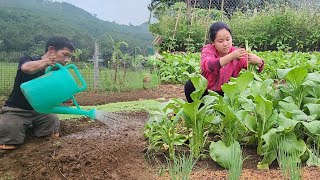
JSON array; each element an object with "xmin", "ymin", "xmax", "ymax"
[{"xmin": 56, "ymin": 0, "xmax": 151, "ymax": 25}]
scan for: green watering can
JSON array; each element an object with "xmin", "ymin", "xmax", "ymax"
[{"xmin": 20, "ymin": 63, "xmax": 96, "ymax": 119}]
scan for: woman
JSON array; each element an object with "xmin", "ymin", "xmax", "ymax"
[{"xmin": 184, "ymin": 21, "xmax": 264, "ymax": 103}]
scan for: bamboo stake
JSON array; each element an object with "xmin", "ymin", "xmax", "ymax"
[
  {"xmin": 203, "ymin": 0, "xmax": 212, "ymax": 46},
  {"xmin": 170, "ymin": 6, "xmax": 182, "ymax": 52},
  {"xmin": 220, "ymin": 0, "xmax": 225, "ymax": 20}
]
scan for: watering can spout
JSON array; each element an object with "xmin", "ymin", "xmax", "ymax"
[{"xmin": 50, "ymin": 106, "xmax": 96, "ymax": 119}]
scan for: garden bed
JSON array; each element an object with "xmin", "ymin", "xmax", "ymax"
[{"xmin": 0, "ymin": 84, "xmax": 319, "ymax": 179}]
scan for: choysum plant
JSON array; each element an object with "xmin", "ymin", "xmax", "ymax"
[
  {"xmin": 274, "ymin": 67, "xmax": 320, "ymax": 167},
  {"xmin": 144, "ymin": 99, "xmax": 187, "ymax": 160},
  {"xmin": 182, "ymin": 73, "xmax": 218, "ymax": 158},
  {"xmin": 210, "ymin": 72, "xmax": 252, "ymax": 169}
]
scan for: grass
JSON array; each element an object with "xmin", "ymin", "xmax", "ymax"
[
  {"xmin": 0, "ymin": 95, "xmax": 7, "ymax": 104},
  {"xmin": 58, "ymin": 99, "xmax": 162, "ymax": 120},
  {"xmin": 0, "ymin": 62, "xmax": 17, "ymax": 95}
]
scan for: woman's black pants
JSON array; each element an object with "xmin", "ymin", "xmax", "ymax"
[{"xmin": 184, "ymin": 79, "xmax": 223, "ymax": 103}]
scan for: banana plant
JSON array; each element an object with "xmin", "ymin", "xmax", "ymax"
[{"xmin": 107, "ymin": 33, "xmax": 128, "ymax": 83}]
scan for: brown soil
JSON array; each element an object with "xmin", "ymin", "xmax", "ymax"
[
  {"xmin": 1, "ymin": 84, "xmax": 320, "ymax": 180},
  {"xmin": 74, "ymin": 84, "xmax": 185, "ymax": 106}
]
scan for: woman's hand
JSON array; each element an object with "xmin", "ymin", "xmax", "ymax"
[
  {"xmin": 248, "ymin": 53, "xmax": 263, "ymax": 67},
  {"xmin": 231, "ymin": 48, "xmax": 248, "ymax": 60},
  {"xmin": 220, "ymin": 48, "xmax": 247, "ymax": 66}
]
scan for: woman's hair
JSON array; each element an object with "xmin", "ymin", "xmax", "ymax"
[{"xmin": 209, "ymin": 21, "xmax": 232, "ymax": 42}]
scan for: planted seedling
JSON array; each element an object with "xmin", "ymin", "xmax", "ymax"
[{"xmin": 167, "ymin": 152, "xmax": 197, "ymax": 180}]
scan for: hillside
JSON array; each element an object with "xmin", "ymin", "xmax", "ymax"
[{"xmin": 0, "ymin": 0, "xmax": 154, "ymax": 60}]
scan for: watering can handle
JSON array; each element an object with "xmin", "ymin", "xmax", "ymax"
[
  {"xmin": 65, "ymin": 64, "xmax": 87, "ymax": 91},
  {"xmin": 45, "ymin": 63, "xmax": 62, "ymax": 74},
  {"xmin": 45, "ymin": 63, "xmax": 87, "ymax": 92},
  {"xmin": 45, "ymin": 63, "xmax": 66, "ymax": 74}
]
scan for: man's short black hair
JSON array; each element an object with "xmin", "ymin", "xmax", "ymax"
[{"xmin": 45, "ymin": 36, "xmax": 75, "ymax": 52}]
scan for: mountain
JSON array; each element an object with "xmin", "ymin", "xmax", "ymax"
[{"xmin": 0, "ymin": 0, "xmax": 154, "ymax": 60}]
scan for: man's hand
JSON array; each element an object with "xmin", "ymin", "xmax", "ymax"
[{"xmin": 45, "ymin": 54, "xmax": 59, "ymax": 66}]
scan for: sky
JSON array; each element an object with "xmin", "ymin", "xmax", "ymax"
[{"xmin": 55, "ymin": 0, "xmax": 151, "ymax": 26}]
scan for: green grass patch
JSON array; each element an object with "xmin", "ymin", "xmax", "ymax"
[
  {"xmin": 0, "ymin": 62, "xmax": 17, "ymax": 95},
  {"xmin": 58, "ymin": 99, "xmax": 161, "ymax": 120}
]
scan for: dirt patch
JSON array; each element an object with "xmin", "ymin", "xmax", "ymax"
[
  {"xmin": 0, "ymin": 84, "xmax": 185, "ymax": 107},
  {"xmin": 73, "ymin": 84, "xmax": 185, "ymax": 106},
  {"xmin": 0, "ymin": 112, "xmax": 156, "ymax": 180},
  {"xmin": 1, "ymin": 85, "xmax": 320, "ymax": 179}
]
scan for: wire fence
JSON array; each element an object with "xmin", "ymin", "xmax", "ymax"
[
  {"xmin": 186, "ymin": 0, "xmax": 320, "ymax": 17},
  {"xmin": 0, "ymin": 60, "xmax": 160, "ymax": 96}
]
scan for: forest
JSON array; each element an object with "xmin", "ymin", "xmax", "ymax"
[{"xmin": 0, "ymin": 0, "xmax": 154, "ymax": 61}]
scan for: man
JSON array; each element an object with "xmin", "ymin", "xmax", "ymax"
[{"xmin": 0, "ymin": 36, "xmax": 75, "ymax": 150}]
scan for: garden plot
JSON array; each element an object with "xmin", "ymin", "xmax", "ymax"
[{"xmin": 1, "ymin": 85, "xmax": 320, "ymax": 179}]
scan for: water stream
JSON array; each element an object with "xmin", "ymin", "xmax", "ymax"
[{"xmin": 94, "ymin": 110, "xmax": 121, "ymax": 126}]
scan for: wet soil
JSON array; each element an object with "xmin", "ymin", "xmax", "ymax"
[{"xmin": 1, "ymin": 84, "xmax": 320, "ymax": 179}]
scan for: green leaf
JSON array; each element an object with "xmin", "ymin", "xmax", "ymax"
[
  {"xmin": 284, "ymin": 67, "xmax": 308, "ymax": 88},
  {"xmin": 183, "ymin": 101, "xmax": 200, "ymax": 126},
  {"xmin": 243, "ymin": 113, "xmax": 257, "ymax": 133},
  {"xmin": 259, "ymin": 128, "xmax": 279, "ymax": 169},
  {"xmin": 277, "ymin": 68, "xmax": 294, "ymax": 79},
  {"xmin": 239, "ymin": 96, "xmax": 255, "ymax": 111},
  {"xmin": 209, "ymin": 140, "xmax": 241, "ymax": 169},
  {"xmin": 280, "ymin": 132, "xmax": 306, "ymax": 154},
  {"xmin": 189, "ymin": 74, "xmax": 207, "ymax": 102},
  {"xmin": 222, "ymin": 72, "xmax": 254, "ymax": 98},
  {"xmin": 306, "ymin": 148, "xmax": 320, "ymax": 167},
  {"xmin": 255, "ymin": 95, "xmax": 272, "ymax": 117},
  {"xmin": 259, "ymin": 130, "xmax": 306, "ymax": 169},
  {"xmin": 278, "ymin": 113, "xmax": 299, "ymax": 132},
  {"xmin": 305, "ymin": 72, "xmax": 320, "ymax": 84},
  {"xmin": 173, "ymin": 133, "xmax": 187, "ymax": 145},
  {"xmin": 250, "ymin": 79, "xmax": 274, "ymax": 98},
  {"xmin": 301, "ymin": 121, "xmax": 320, "ymax": 135},
  {"xmin": 304, "ymin": 103, "xmax": 320, "ymax": 119}
]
